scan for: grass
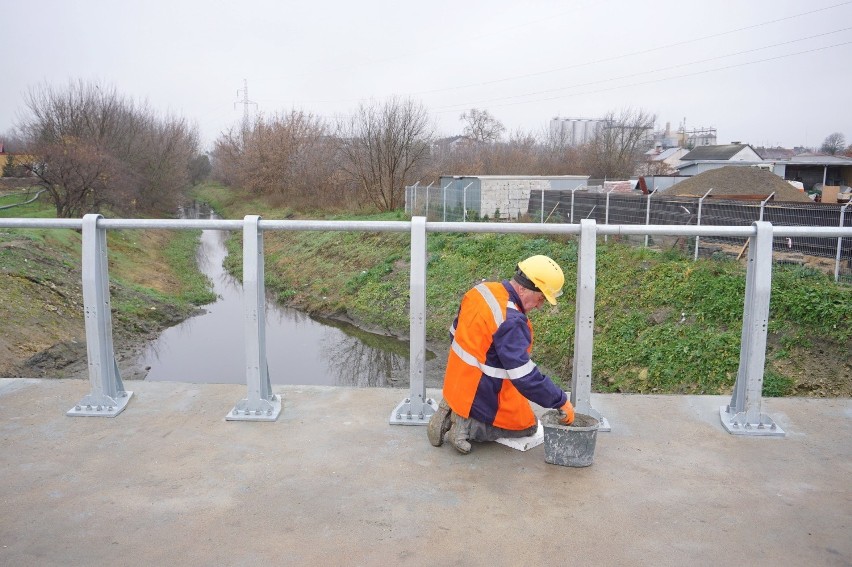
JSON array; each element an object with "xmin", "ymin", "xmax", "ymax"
[
  {"xmin": 1, "ymin": 188, "xmax": 215, "ymax": 339},
  {"xmin": 191, "ymin": 182, "xmax": 851, "ymax": 397}
]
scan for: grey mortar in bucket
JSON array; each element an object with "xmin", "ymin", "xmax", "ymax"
[{"xmin": 541, "ymin": 410, "xmax": 599, "ymax": 467}]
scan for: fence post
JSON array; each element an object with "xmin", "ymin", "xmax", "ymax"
[
  {"xmin": 462, "ymin": 182, "xmax": 473, "ymax": 222},
  {"xmin": 424, "ymin": 181, "xmax": 433, "ymax": 219},
  {"xmin": 442, "ymin": 183, "xmax": 448, "ymax": 222},
  {"xmin": 541, "ymin": 187, "xmax": 545, "ymax": 223},
  {"xmin": 604, "ymin": 187, "xmax": 615, "ymax": 242},
  {"xmin": 759, "ymin": 192, "xmax": 775, "ymax": 221},
  {"xmin": 391, "ymin": 216, "xmax": 437, "ymax": 425},
  {"xmin": 644, "ymin": 190, "xmax": 653, "ymax": 247},
  {"xmin": 68, "ymin": 214, "xmax": 133, "ymax": 417},
  {"xmin": 720, "ymin": 221, "xmax": 784, "ymax": 436},
  {"xmin": 571, "ymin": 219, "xmax": 610, "ymax": 431},
  {"xmin": 228, "ymin": 215, "xmax": 281, "ymax": 421},
  {"xmin": 835, "ymin": 203, "xmax": 849, "ymax": 282},
  {"xmin": 463, "ymin": 183, "xmax": 467, "ymax": 222},
  {"xmin": 694, "ymin": 188, "xmax": 712, "ymax": 261},
  {"xmin": 570, "ymin": 187, "xmax": 578, "ymax": 223}
]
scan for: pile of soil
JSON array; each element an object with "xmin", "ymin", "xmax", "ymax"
[{"xmin": 667, "ymin": 166, "xmax": 812, "ymax": 202}]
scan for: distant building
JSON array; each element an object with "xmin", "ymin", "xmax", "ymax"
[
  {"xmin": 641, "ymin": 146, "xmax": 690, "ymax": 175},
  {"xmin": 676, "ymin": 143, "xmax": 765, "ymax": 175},
  {"xmin": 681, "ymin": 127, "xmax": 717, "ymax": 148},
  {"xmin": 755, "ymin": 146, "xmax": 798, "ymax": 160},
  {"xmin": 549, "ymin": 117, "xmax": 606, "ymax": 147},
  {"xmin": 430, "ymin": 135, "xmax": 475, "ymax": 160},
  {"xmin": 673, "ymin": 144, "xmax": 852, "ymax": 194},
  {"xmin": 436, "ymin": 175, "xmax": 589, "ymax": 220}
]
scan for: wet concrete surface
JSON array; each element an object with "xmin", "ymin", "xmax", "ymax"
[{"xmin": 0, "ymin": 379, "xmax": 849, "ymax": 566}]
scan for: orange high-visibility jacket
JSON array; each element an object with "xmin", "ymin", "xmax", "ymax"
[{"xmin": 443, "ymin": 280, "xmax": 568, "ymax": 430}]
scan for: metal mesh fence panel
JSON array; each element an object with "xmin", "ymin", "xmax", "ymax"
[{"xmin": 406, "ymin": 186, "xmax": 852, "ymax": 282}]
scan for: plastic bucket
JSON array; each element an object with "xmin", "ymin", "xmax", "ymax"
[{"xmin": 541, "ymin": 410, "xmax": 599, "ymax": 467}]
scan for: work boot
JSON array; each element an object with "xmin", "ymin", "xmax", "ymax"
[
  {"xmin": 447, "ymin": 412, "xmax": 472, "ymax": 455},
  {"xmin": 427, "ymin": 399, "xmax": 452, "ymax": 447}
]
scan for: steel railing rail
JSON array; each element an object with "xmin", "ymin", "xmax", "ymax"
[
  {"xmin": 4, "ymin": 217, "xmax": 851, "ymax": 239},
  {"xmin": 2, "ymin": 215, "xmax": 851, "ymax": 436}
]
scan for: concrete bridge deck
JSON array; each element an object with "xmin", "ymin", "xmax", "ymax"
[{"xmin": 0, "ymin": 378, "xmax": 849, "ymax": 566}]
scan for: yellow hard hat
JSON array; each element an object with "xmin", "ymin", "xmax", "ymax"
[{"xmin": 516, "ymin": 255, "xmax": 564, "ymax": 305}]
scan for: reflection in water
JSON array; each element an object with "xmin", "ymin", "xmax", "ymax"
[{"xmin": 139, "ymin": 202, "xmax": 436, "ymax": 387}]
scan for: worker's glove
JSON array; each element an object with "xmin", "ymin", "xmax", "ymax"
[{"xmin": 558, "ymin": 400, "xmax": 575, "ymax": 425}]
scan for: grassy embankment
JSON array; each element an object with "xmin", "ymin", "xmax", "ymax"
[
  {"xmin": 0, "ymin": 188, "xmax": 215, "ymax": 376},
  {"xmin": 195, "ymin": 182, "xmax": 851, "ymax": 397}
]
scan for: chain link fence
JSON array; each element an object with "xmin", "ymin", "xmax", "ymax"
[{"xmin": 405, "ymin": 185, "xmax": 851, "ymax": 283}]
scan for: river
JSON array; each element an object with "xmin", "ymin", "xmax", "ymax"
[{"xmin": 138, "ymin": 203, "xmax": 443, "ymax": 387}]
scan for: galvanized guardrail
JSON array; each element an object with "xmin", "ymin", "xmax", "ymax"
[{"xmin": 2, "ymin": 214, "xmax": 850, "ymax": 436}]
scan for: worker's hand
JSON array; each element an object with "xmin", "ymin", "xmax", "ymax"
[{"xmin": 559, "ymin": 400, "xmax": 575, "ymax": 425}]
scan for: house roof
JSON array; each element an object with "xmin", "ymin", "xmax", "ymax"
[
  {"xmin": 755, "ymin": 147, "xmax": 797, "ymax": 160},
  {"xmin": 440, "ymin": 175, "xmax": 589, "ymax": 180},
  {"xmin": 433, "ymin": 135, "xmax": 472, "ymax": 145},
  {"xmin": 646, "ymin": 147, "xmax": 684, "ymax": 161},
  {"xmin": 681, "ymin": 143, "xmax": 754, "ymax": 161},
  {"xmin": 782, "ymin": 154, "xmax": 852, "ymax": 166}
]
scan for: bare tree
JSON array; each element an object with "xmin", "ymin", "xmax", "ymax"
[
  {"xmin": 18, "ymin": 80, "xmax": 198, "ymax": 217},
  {"xmin": 820, "ymin": 132, "xmax": 846, "ymax": 155},
  {"xmin": 211, "ymin": 110, "xmax": 344, "ymax": 209},
  {"xmin": 582, "ymin": 108, "xmax": 656, "ymax": 179},
  {"xmin": 337, "ymin": 97, "xmax": 433, "ymax": 211},
  {"xmin": 132, "ymin": 116, "xmax": 199, "ymax": 213},
  {"xmin": 460, "ymin": 108, "xmax": 505, "ymax": 143}
]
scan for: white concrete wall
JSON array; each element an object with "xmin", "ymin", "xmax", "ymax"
[{"xmin": 480, "ymin": 178, "xmax": 552, "ymax": 219}]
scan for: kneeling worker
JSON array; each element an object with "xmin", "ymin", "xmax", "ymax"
[{"xmin": 428, "ymin": 255, "xmax": 575, "ymax": 454}]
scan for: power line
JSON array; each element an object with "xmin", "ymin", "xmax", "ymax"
[
  {"xmin": 433, "ymin": 40, "xmax": 852, "ymax": 113},
  {"xmin": 431, "ymin": 27, "xmax": 851, "ymax": 110},
  {"xmin": 258, "ymin": 1, "xmax": 852, "ymax": 110},
  {"xmin": 408, "ymin": 1, "xmax": 852, "ymax": 97}
]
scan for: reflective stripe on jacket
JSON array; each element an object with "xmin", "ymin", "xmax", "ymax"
[{"xmin": 442, "ymin": 280, "xmax": 568, "ymax": 430}]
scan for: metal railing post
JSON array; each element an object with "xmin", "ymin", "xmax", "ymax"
[
  {"xmin": 835, "ymin": 203, "xmax": 849, "ymax": 282},
  {"xmin": 720, "ymin": 221, "xmax": 784, "ymax": 436},
  {"xmin": 694, "ymin": 189, "xmax": 712, "ymax": 261},
  {"xmin": 228, "ymin": 215, "xmax": 281, "ymax": 421},
  {"xmin": 541, "ymin": 187, "xmax": 545, "ymax": 223},
  {"xmin": 571, "ymin": 219, "xmax": 610, "ymax": 431},
  {"xmin": 68, "ymin": 214, "xmax": 133, "ymax": 417},
  {"xmin": 391, "ymin": 216, "xmax": 437, "ymax": 425}
]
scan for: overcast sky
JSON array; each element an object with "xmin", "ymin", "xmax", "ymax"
[{"xmin": 2, "ymin": 0, "xmax": 851, "ymax": 151}]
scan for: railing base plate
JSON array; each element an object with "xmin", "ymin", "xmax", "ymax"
[
  {"xmin": 719, "ymin": 406, "xmax": 785, "ymax": 437},
  {"xmin": 389, "ymin": 397, "xmax": 438, "ymax": 426},
  {"xmin": 227, "ymin": 395, "xmax": 282, "ymax": 422},
  {"xmin": 67, "ymin": 391, "xmax": 133, "ymax": 418}
]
